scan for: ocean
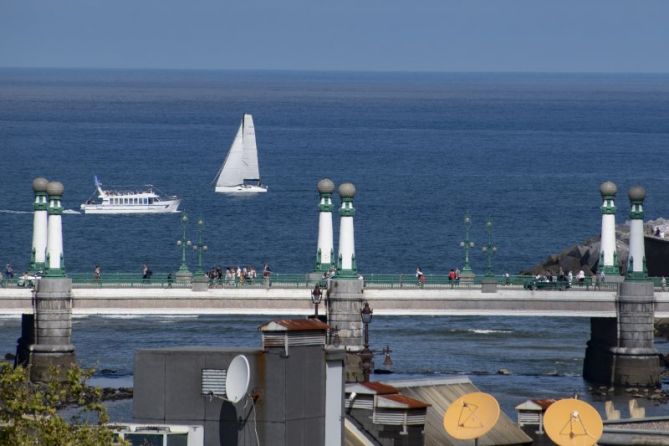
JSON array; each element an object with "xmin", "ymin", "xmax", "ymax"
[{"xmin": 1, "ymin": 69, "xmax": 668, "ymax": 419}]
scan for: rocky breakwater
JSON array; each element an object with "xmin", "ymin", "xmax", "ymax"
[{"xmin": 523, "ymin": 218, "xmax": 669, "ymax": 277}]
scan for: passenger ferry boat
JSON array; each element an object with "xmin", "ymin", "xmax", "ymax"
[{"xmin": 80, "ymin": 176, "xmax": 181, "ymax": 215}]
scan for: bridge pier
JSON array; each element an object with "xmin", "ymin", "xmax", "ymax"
[
  {"xmin": 583, "ymin": 186, "xmax": 661, "ymax": 388},
  {"xmin": 30, "ymin": 277, "xmax": 76, "ymax": 382},
  {"xmin": 28, "ymin": 181, "xmax": 76, "ymax": 382},
  {"xmin": 583, "ymin": 281, "xmax": 661, "ymax": 387}
]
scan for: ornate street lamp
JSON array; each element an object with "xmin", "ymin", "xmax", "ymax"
[
  {"xmin": 360, "ymin": 301, "xmax": 374, "ymax": 382},
  {"xmin": 176, "ymin": 213, "xmax": 192, "ymax": 275},
  {"xmin": 481, "ymin": 217, "xmax": 497, "ymax": 277},
  {"xmin": 310, "ymin": 284, "xmax": 323, "ymax": 318},
  {"xmin": 459, "ymin": 212, "xmax": 475, "ymax": 281},
  {"xmin": 192, "ymin": 217, "xmax": 208, "ymax": 276}
]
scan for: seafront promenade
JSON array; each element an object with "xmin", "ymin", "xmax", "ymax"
[{"xmin": 3, "ymin": 274, "xmax": 669, "ymax": 317}]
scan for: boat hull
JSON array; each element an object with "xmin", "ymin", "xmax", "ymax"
[
  {"xmin": 81, "ymin": 199, "xmax": 181, "ymax": 215},
  {"xmin": 215, "ymin": 185, "xmax": 268, "ymax": 194}
]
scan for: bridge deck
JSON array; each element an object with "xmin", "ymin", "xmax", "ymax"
[{"xmin": 2, "ymin": 286, "xmax": 668, "ymax": 317}]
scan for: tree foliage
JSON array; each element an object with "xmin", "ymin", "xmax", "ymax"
[{"xmin": 0, "ymin": 362, "xmax": 126, "ymax": 446}]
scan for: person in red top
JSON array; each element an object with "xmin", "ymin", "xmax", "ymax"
[{"xmin": 448, "ymin": 268, "xmax": 456, "ymax": 287}]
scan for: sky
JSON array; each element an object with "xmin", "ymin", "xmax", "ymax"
[{"xmin": 1, "ymin": 0, "xmax": 668, "ymax": 73}]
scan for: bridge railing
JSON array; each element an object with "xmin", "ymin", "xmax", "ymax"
[{"xmin": 0, "ymin": 272, "xmax": 653, "ymax": 291}]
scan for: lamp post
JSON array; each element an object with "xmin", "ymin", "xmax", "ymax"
[
  {"xmin": 310, "ymin": 284, "xmax": 323, "ymax": 318},
  {"xmin": 360, "ymin": 301, "xmax": 374, "ymax": 382},
  {"xmin": 481, "ymin": 217, "xmax": 497, "ymax": 277},
  {"xmin": 176, "ymin": 213, "xmax": 192, "ymax": 279},
  {"xmin": 459, "ymin": 213, "xmax": 475, "ymax": 281},
  {"xmin": 192, "ymin": 217, "xmax": 208, "ymax": 276}
]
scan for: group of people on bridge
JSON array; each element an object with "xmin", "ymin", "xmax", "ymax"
[{"xmin": 206, "ymin": 263, "xmax": 271, "ymax": 287}]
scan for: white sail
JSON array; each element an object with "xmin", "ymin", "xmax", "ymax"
[
  {"xmin": 215, "ymin": 114, "xmax": 261, "ymax": 188},
  {"xmin": 241, "ymin": 114, "xmax": 260, "ymax": 181}
]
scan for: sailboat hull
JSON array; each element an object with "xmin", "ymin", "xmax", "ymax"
[{"xmin": 215, "ymin": 185, "xmax": 268, "ymax": 194}]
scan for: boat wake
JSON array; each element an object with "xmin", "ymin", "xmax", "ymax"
[
  {"xmin": 466, "ymin": 328, "xmax": 513, "ymax": 335},
  {"xmin": 0, "ymin": 209, "xmax": 30, "ymax": 214},
  {"xmin": 0, "ymin": 209, "xmax": 80, "ymax": 215}
]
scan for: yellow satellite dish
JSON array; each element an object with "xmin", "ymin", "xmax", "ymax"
[
  {"xmin": 544, "ymin": 398, "xmax": 603, "ymax": 446},
  {"xmin": 443, "ymin": 392, "xmax": 500, "ymax": 441}
]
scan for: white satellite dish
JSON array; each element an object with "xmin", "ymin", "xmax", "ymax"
[{"xmin": 225, "ymin": 355, "xmax": 251, "ymax": 403}]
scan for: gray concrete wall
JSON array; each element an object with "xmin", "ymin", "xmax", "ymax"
[
  {"xmin": 347, "ymin": 408, "xmax": 425, "ymax": 446},
  {"xmin": 134, "ymin": 347, "xmax": 263, "ymax": 446},
  {"xmin": 133, "ymin": 344, "xmax": 328, "ymax": 446}
]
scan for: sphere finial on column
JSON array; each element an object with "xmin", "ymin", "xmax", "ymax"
[
  {"xmin": 628, "ymin": 185, "xmax": 646, "ymax": 203},
  {"xmin": 33, "ymin": 177, "xmax": 49, "ymax": 193},
  {"xmin": 338, "ymin": 182, "xmax": 356, "ymax": 200},
  {"xmin": 600, "ymin": 180, "xmax": 617, "ymax": 198},
  {"xmin": 317, "ymin": 178, "xmax": 335, "ymax": 195}
]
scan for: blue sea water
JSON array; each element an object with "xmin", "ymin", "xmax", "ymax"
[{"xmin": 1, "ymin": 69, "xmax": 669, "ymax": 419}]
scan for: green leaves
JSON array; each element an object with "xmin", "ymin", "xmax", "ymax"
[{"xmin": 0, "ymin": 363, "xmax": 127, "ymax": 446}]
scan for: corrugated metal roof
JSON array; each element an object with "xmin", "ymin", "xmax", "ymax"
[
  {"xmin": 347, "ymin": 381, "xmax": 399, "ymax": 395},
  {"xmin": 533, "ymin": 399, "xmax": 556, "ymax": 410},
  {"xmin": 384, "ymin": 377, "xmax": 533, "ymax": 446},
  {"xmin": 515, "ymin": 399, "xmax": 556, "ymax": 411},
  {"xmin": 377, "ymin": 393, "xmax": 430, "ymax": 409},
  {"xmin": 259, "ymin": 319, "xmax": 329, "ymax": 332},
  {"xmin": 344, "ymin": 418, "xmax": 377, "ymax": 446}
]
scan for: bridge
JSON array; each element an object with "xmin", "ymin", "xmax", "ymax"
[
  {"xmin": 2, "ymin": 273, "xmax": 669, "ymax": 317},
  {"xmin": 11, "ymin": 178, "xmax": 666, "ymax": 387}
]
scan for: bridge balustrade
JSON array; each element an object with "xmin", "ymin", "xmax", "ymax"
[{"xmin": 0, "ymin": 273, "xmax": 659, "ymax": 291}]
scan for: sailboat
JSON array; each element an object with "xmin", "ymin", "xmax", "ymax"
[{"xmin": 214, "ymin": 114, "xmax": 268, "ymax": 193}]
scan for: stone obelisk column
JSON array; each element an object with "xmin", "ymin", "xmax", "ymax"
[
  {"xmin": 584, "ymin": 185, "xmax": 661, "ymax": 387},
  {"xmin": 30, "ymin": 177, "xmax": 49, "ymax": 273},
  {"xmin": 327, "ymin": 183, "xmax": 365, "ymax": 381},
  {"xmin": 612, "ymin": 186, "xmax": 660, "ymax": 386},
  {"xmin": 315, "ymin": 178, "xmax": 335, "ymax": 274},
  {"xmin": 599, "ymin": 181, "xmax": 621, "ymax": 280},
  {"xmin": 327, "ymin": 183, "xmax": 364, "ymax": 370},
  {"xmin": 30, "ymin": 181, "xmax": 75, "ymax": 382}
]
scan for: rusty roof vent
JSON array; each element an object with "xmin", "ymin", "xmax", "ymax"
[{"xmin": 260, "ymin": 319, "xmax": 328, "ymax": 354}]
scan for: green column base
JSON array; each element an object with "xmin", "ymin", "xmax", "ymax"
[
  {"xmin": 335, "ymin": 269, "xmax": 358, "ymax": 279},
  {"xmin": 45, "ymin": 268, "xmax": 66, "ymax": 278},
  {"xmin": 460, "ymin": 268, "xmax": 476, "ymax": 282},
  {"xmin": 601, "ymin": 265, "xmax": 620, "ymax": 275},
  {"xmin": 626, "ymin": 271, "xmax": 648, "ymax": 281}
]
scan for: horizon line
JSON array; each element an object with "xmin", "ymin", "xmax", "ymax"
[{"xmin": 1, "ymin": 66, "xmax": 669, "ymax": 76}]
